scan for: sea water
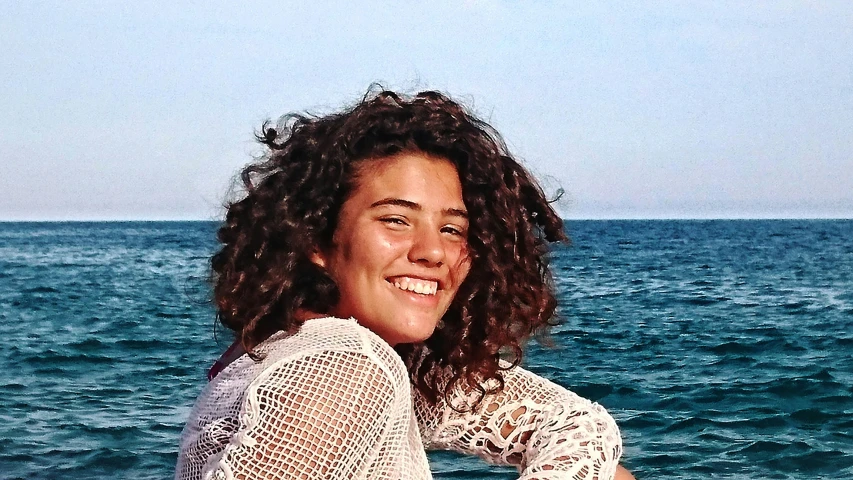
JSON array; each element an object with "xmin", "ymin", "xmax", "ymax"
[{"xmin": 1, "ymin": 220, "xmax": 851, "ymax": 479}]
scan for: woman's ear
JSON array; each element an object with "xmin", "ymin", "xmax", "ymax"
[{"xmin": 309, "ymin": 248, "xmax": 327, "ymax": 269}]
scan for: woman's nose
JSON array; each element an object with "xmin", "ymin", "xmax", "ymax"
[{"xmin": 408, "ymin": 227, "xmax": 445, "ymax": 267}]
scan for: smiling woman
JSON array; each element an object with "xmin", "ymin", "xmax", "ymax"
[
  {"xmin": 176, "ymin": 89, "xmax": 630, "ymax": 479},
  {"xmin": 311, "ymin": 153, "xmax": 472, "ymax": 346}
]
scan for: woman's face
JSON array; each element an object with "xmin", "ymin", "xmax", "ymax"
[{"xmin": 312, "ymin": 152, "xmax": 472, "ymax": 346}]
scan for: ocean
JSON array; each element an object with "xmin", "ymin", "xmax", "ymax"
[{"xmin": 1, "ymin": 220, "xmax": 851, "ymax": 479}]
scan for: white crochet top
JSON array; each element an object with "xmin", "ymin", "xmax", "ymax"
[{"xmin": 176, "ymin": 317, "xmax": 622, "ymax": 480}]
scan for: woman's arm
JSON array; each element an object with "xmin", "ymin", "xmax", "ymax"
[
  {"xmin": 210, "ymin": 349, "xmax": 405, "ymax": 479},
  {"xmin": 417, "ymin": 362, "xmax": 623, "ymax": 480},
  {"xmin": 615, "ymin": 464, "xmax": 636, "ymax": 480}
]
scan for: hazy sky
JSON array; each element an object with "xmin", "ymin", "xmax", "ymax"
[{"xmin": 2, "ymin": 1, "xmax": 851, "ymax": 220}]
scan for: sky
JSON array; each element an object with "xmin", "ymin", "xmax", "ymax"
[{"xmin": 1, "ymin": 1, "xmax": 851, "ymax": 220}]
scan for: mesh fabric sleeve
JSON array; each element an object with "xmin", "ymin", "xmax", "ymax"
[
  {"xmin": 416, "ymin": 363, "xmax": 623, "ymax": 480},
  {"xmin": 209, "ymin": 348, "xmax": 408, "ymax": 479}
]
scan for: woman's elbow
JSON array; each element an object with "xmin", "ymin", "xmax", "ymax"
[{"xmin": 614, "ymin": 464, "xmax": 636, "ymax": 480}]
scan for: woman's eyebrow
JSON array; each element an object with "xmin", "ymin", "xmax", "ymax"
[
  {"xmin": 370, "ymin": 198, "xmax": 468, "ymax": 219},
  {"xmin": 444, "ymin": 207, "xmax": 469, "ymax": 219},
  {"xmin": 370, "ymin": 198, "xmax": 419, "ymax": 210}
]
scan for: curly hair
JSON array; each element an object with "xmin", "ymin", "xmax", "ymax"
[{"xmin": 212, "ymin": 88, "xmax": 567, "ymax": 406}]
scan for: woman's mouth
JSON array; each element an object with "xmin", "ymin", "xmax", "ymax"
[{"xmin": 389, "ymin": 276, "xmax": 438, "ymax": 295}]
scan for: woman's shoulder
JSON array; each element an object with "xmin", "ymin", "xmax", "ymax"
[
  {"xmin": 260, "ymin": 316, "xmax": 399, "ymax": 360},
  {"xmin": 256, "ymin": 316, "xmax": 409, "ymax": 387}
]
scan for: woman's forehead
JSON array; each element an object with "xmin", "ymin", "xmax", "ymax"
[{"xmin": 345, "ymin": 153, "xmax": 464, "ymax": 211}]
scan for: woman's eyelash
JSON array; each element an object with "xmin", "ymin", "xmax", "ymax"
[{"xmin": 379, "ymin": 217, "xmax": 465, "ymax": 235}]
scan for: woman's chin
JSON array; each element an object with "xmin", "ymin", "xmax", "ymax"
[{"xmin": 373, "ymin": 320, "xmax": 438, "ymax": 347}]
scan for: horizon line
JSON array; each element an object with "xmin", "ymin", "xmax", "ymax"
[{"xmin": 2, "ymin": 216, "xmax": 852, "ymax": 223}]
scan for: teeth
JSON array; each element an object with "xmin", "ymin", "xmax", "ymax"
[{"xmin": 392, "ymin": 277, "xmax": 438, "ymax": 295}]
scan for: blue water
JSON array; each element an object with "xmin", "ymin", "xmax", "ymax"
[{"xmin": 1, "ymin": 220, "xmax": 851, "ymax": 479}]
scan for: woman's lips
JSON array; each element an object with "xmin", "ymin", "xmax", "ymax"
[{"xmin": 388, "ymin": 276, "xmax": 439, "ymax": 295}]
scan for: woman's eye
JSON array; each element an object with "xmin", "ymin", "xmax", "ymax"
[
  {"xmin": 380, "ymin": 217, "xmax": 408, "ymax": 226},
  {"xmin": 442, "ymin": 225, "xmax": 466, "ymax": 237}
]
